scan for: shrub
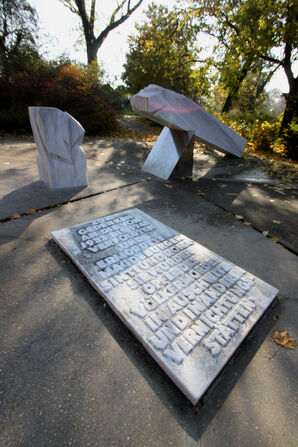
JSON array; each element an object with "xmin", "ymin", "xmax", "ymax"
[{"xmin": 0, "ymin": 59, "xmax": 120, "ymax": 135}]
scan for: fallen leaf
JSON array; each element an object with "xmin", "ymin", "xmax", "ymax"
[
  {"xmin": 235, "ymin": 215, "xmax": 244, "ymax": 220},
  {"xmin": 262, "ymin": 230, "xmax": 269, "ymax": 236},
  {"xmin": 60, "ymin": 260, "xmax": 66, "ymax": 264},
  {"xmin": 197, "ymin": 192, "xmax": 206, "ymax": 196},
  {"xmin": 270, "ymin": 237, "xmax": 279, "ymax": 243},
  {"xmin": 26, "ymin": 209, "xmax": 36, "ymax": 215},
  {"xmin": 272, "ymin": 220, "xmax": 281, "ymax": 224},
  {"xmin": 273, "ymin": 331, "xmax": 296, "ymax": 349},
  {"xmin": 11, "ymin": 213, "xmax": 21, "ymax": 219},
  {"xmin": 164, "ymin": 183, "xmax": 173, "ymax": 188},
  {"xmin": 244, "ymin": 221, "xmax": 252, "ymax": 226}
]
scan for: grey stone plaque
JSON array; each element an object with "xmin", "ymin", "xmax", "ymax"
[{"xmin": 52, "ymin": 209, "xmax": 278, "ymax": 405}]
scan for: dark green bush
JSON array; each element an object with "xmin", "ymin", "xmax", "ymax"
[{"xmin": 0, "ymin": 59, "xmax": 120, "ymax": 135}]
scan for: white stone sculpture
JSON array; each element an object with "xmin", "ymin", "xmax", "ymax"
[
  {"xmin": 130, "ymin": 84, "xmax": 247, "ymax": 180},
  {"xmin": 28, "ymin": 106, "xmax": 87, "ymax": 189}
]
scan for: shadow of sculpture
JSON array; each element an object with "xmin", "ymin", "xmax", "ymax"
[{"xmin": 0, "ymin": 181, "xmax": 85, "ymax": 244}]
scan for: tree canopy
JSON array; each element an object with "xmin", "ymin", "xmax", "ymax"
[
  {"xmin": 122, "ymin": 3, "xmax": 212, "ymax": 101},
  {"xmin": 189, "ymin": 0, "xmax": 297, "ymax": 128},
  {"xmin": 0, "ymin": 0, "xmax": 39, "ymax": 76}
]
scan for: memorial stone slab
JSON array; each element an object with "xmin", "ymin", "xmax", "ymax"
[
  {"xmin": 52, "ymin": 208, "xmax": 278, "ymax": 404},
  {"xmin": 29, "ymin": 106, "xmax": 87, "ymax": 189}
]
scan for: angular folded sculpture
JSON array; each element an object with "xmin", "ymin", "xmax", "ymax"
[
  {"xmin": 29, "ymin": 107, "xmax": 87, "ymax": 189},
  {"xmin": 130, "ymin": 85, "xmax": 247, "ymax": 180}
]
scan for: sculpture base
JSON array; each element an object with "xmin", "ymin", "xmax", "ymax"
[
  {"xmin": 142, "ymin": 127, "xmax": 193, "ymax": 180},
  {"xmin": 170, "ymin": 138, "xmax": 194, "ymax": 180}
]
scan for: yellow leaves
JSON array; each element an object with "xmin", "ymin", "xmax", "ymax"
[
  {"xmin": 270, "ymin": 237, "xmax": 279, "ymax": 243},
  {"xmin": 10, "ymin": 209, "xmax": 37, "ymax": 220},
  {"xmin": 272, "ymin": 220, "xmax": 281, "ymax": 224},
  {"xmin": 197, "ymin": 192, "xmax": 206, "ymax": 196},
  {"xmin": 243, "ymin": 221, "xmax": 252, "ymax": 226},
  {"xmin": 164, "ymin": 183, "xmax": 173, "ymax": 188},
  {"xmin": 273, "ymin": 331, "xmax": 296, "ymax": 350},
  {"xmin": 262, "ymin": 230, "xmax": 269, "ymax": 236},
  {"xmin": 235, "ymin": 215, "xmax": 244, "ymax": 220},
  {"xmin": 26, "ymin": 209, "xmax": 36, "ymax": 215},
  {"xmin": 180, "ymin": 176, "xmax": 193, "ymax": 180}
]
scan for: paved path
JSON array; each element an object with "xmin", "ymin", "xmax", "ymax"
[{"xmin": 0, "ymin": 134, "xmax": 297, "ymax": 447}]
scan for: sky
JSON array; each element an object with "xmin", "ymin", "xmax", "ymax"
[{"xmin": 31, "ymin": 0, "xmax": 292, "ymax": 92}]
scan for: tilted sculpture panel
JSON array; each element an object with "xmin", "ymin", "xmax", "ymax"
[
  {"xmin": 130, "ymin": 85, "xmax": 247, "ymax": 180},
  {"xmin": 29, "ymin": 107, "xmax": 87, "ymax": 189}
]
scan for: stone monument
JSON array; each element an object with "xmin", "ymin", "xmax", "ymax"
[
  {"xmin": 52, "ymin": 208, "xmax": 278, "ymax": 404},
  {"xmin": 130, "ymin": 85, "xmax": 247, "ymax": 180},
  {"xmin": 28, "ymin": 106, "xmax": 87, "ymax": 189}
]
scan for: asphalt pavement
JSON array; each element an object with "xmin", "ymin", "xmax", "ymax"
[{"xmin": 0, "ymin": 134, "xmax": 297, "ymax": 447}]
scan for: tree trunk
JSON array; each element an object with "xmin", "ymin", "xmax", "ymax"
[
  {"xmin": 221, "ymin": 65, "xmax": 249, "ymax": 114},
  {"xmin": 279, "ymin": 76, "xmax": 297, "ymax": 160},
  {"xmin": 279, "ymin": 42, "xmax": 297, "ymax": 133},
  {"xmin": 86, "ymin": 40, "xmax": 99, "ymax": 65},
  {"xmin": 280, "ymin": 77, "xmax": 298, "ymax": 131},
  {"xmin": 221, "ymin": 92, "xmax": 233, "ymax": 114}
]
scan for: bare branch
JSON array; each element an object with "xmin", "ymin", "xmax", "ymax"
[
  {"xmin": 259, "ymin": 54, "xmax": 283, "ymax": 66},
  {"xmin": 110, "ymin": 1, "xmax": 127, "ymax": 25},
  {"xmin": 89, "ymin": 0, "xmax": 96, "ymax": 29},
  {"xmin": 95, "ymin": 0, "xmax": 143, "ymax": 47},
  {"xmin": 58, "ymin": 0, "xmax": 79, "ymax": 15}
]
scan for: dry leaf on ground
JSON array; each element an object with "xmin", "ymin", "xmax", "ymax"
[
  {"xmin": 271, "ymin": 237, "xmax": 279, "ymax": 243},
  {"xmin": 26, "ymin": 209, "xmax": 36, "ymax": 215},
  {"xmin": 273, "ymin": 331, "xmax": 296, "ymax": 349},
  {"xmin": 235, "ymin": 215, "xmax": 244, "ymax": 220},
  {"xmin": 10, "ymin": 213, "xmax": 21, "ymax": 219}
]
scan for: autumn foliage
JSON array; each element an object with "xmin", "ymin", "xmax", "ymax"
[{"xmin": 0, "ymin": 60, "xmax": 120, "ymax": 135}]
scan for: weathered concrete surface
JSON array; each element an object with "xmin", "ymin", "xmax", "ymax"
[
  {"xmin": 0, "ymin": 136, "xmax": 297, "ymax": 446},
  {"xmin": 0, "ymin": 137, "xmax": 150, "ymax": 220}
]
